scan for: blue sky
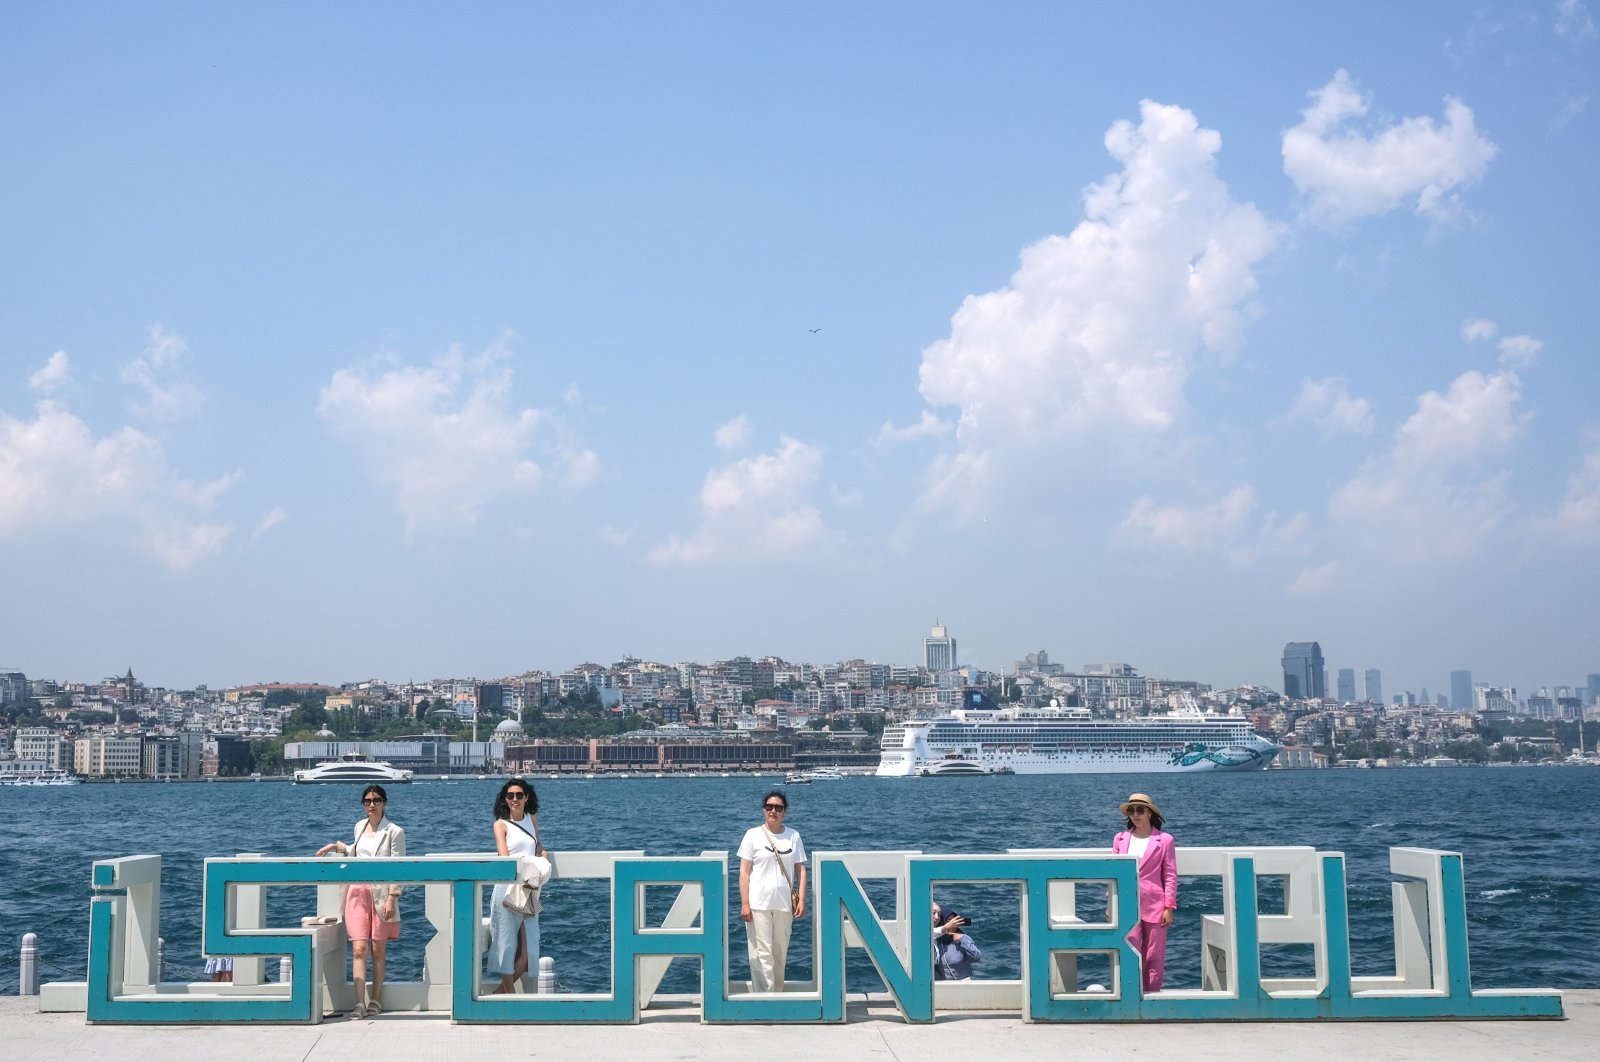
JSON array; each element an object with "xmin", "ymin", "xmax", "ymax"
[{"xmin": 3, "ymin": 3, "xmax": 1597, "ymax": 697}]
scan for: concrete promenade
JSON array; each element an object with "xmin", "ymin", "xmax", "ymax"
[{"xmin": 3, "ymin": 992, "xmax": 1594, "ymax": 1062}]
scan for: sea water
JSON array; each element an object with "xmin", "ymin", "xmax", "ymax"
[{"xmin": 2, "ymin": 766, "xmax": 1595, "ymax": 994}]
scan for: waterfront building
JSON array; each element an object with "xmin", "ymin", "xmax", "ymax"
[
  {"xmin": 74, "ymin": 733, "xmax": 142, "ymax": 777},
  {"xmin": 1281, "ymin": 642, "xmax": 1326, "ymax": 700},
  {"xmin": 1587, "ymin": 673, "xmax": 1600, "ymax": 707},
  {"xmin": 1363, "ymin": 668, "xmax": 1382, "ymax": 705},
  {"xmin": 1451, "ymin": 670, "xmax": 1474, "ymax": 714},
  {"xmin": 1336, "ymin": 668, "xmax": 1356, "ymax": 702},
  {"xmin": 924, "ymin": 623, "xmax": 957, "ymax": 672},
  {"xmin": 14, "ymin": 726, "xmax": 64, "ymax": 769}
]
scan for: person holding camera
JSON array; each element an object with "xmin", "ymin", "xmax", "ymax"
[{"xmin": 932, "ymin": 905, "xmax": 981, "ymax": 981}]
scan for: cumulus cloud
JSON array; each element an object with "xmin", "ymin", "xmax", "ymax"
[
  {"xmin": 1330, "ymin": 366, "xmax": 1529, "ymax": 564},
  {"xmin": 650, "ymin": 435, "xmax": 827, "ymax": 565},
  {"xmin": 1288, "ymin": 560, "xmax": 1340, "ymax": 597},
  {"xmin": 1529, "ymin": 428, "xmax": 1600, "ymax": 544},
  {"xmin": 318, "ymin": 340, "xmax": 590, "ymax": 531},
  {"xmin": 1461, "ymin": 318, "xmax": 1497, "ymax": 342},
  {"xmin": 122, "ymin": 324, "xmax": 204, "ymax": 420},
  {"xmin": 714, "ymin": 414, "xmax": 753, "ymax": 452},
  {"xmin": 1281, "ymin": 377, "xmax": 1375, "ymax": 436},
  {"xmin": 875, "ymin": 410, "xmax": 953, "ymax": 447},
  {"xmin": 0, "ymin": 400, "xmax": 235, "ymax": 570},
  {"xmin": 1555, "ymin": 0, "xmax": 1597, "ymax": 43},
  {"xmin": 1119, "ymin": 485, "xmax": 1257, "ymax": 551},
  {"xmin": 29, "ymin": 351, "xmax": 73, "ymax": 393},
  {"xmin": 1283, "ymin": 70, "xmax": 1498, "ymax": 224},
  {"xmin": 916, "ymin": 99, "xmax": 1280, "ymax": 508}
]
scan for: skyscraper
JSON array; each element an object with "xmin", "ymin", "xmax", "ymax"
[
  {"xmin": 1451, "ymin": 670, "xmax": 1473, "ymax": 714},
  {"xmin": 1336, "ymin": 668, "xmax": 1356, "ymax": 702},
  {"xmin": 924, "ymin": 622, "xmax": 957, "ymax": 672},
  {"xmin": 1363, "ymin": 668, "xmax": 1382, "ymax": 705},
  {"xmin": 1281, "ymin": 642, "xmax": 1326, "ymax": 700},
  {"xmin": 1587, "ymin": 674, "xmax": 1600, "ymax": 707}
]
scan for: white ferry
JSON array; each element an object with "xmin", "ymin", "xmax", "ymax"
[
  {"xmin": 0, "ymin": 768, "xmax": 81, "ymax": 786},
  {"xmin": 877, "ymin": 693, "xmax": 1278, "ymax": 777},
  {"xmin": 292, "ymin": 752, "xmax": 413, "ymax": 784}
]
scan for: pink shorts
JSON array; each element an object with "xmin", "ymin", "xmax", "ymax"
[{"xmin": 343, "ymin": 884, "xmax": 401, "ymax": 942}]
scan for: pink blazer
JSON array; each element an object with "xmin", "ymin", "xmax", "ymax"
[{"xmin": 1112, "ymin": 829, "xmax": 1178, "ymax": 923}]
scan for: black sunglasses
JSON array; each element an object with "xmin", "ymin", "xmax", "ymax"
[
  {"xmin": 506, "ymin": 792, "xmax": 528, "ymax": 800},
  {"xmin": 1127, "ymin": 806, "xmax": 1150, "ymax": 814},
  {"xmin": 362, "ymin": 797, "xmax": 385, "ymax": 805},
  {"xmin": 764, "ymin": 803, "xmax": 786, "ymax": 812}
]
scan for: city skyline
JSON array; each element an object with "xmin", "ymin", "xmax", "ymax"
[{"xmin": 3, "ymin": 6, "xmax": 1597, "ymax": 696}]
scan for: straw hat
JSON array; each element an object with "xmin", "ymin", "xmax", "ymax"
[{"xmin": 1119, "ymin": 792, "xmax": 1161, "ymax": 817}]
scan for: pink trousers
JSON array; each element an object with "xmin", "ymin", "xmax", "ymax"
[{"xmin": 1127, "ymin": 919, "xmax": 1168, "ymax": 992}]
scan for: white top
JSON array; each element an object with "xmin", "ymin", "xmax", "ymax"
[
  {"xmin": 1127, "ymin": 833, "xmax": 1150, "ymax": 862},
  {"xmin": 351, "ymin": 817, "xmax": 403, "ymax": 859},
  {"xmin": 502, "ymin": 815, "xmax": 540, "ymax": 858},
  {"xmin": 738, "ymin": 824, "xmax": 806, "ymax": 911}
]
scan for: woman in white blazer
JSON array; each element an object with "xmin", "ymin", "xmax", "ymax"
[{"xmin": 316, "ymin": 784, "xmax": 406, "ymax": 1019}]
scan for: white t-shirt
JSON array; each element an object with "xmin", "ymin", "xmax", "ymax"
[
  {"xmin": 738, "ymin": 824, "xmax": 806, "ymax": 911},
  {"xmin": 1127, "ymin": 834, "xmax": 1150, "ymax": 862}
]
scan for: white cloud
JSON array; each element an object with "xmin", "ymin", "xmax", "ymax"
[
  {"xmin": 1555, "ymin": 0, "xmax": 1597, "ymax": 43},
  {"xmin": 599, "ymin": 524, "xmax": 634, "ymax": 548},
  {"xmin": 318, "ymin": 340, "xmax": 590, "ymax": 532},
  {"xmin": 916, "ymin": 99, "xmax": 1280, "ymax": 507},
  {"xmin": 1281, "ymin": 377, "xmax": 1375, "ymax": 436},
  {"xmin": 1529, "ymin": 428, "xmax": 1600, "ymax": 544},
  {"xmin": 1283, "ymin": 70, "xmax": 1498, "ymax": 224},
  {"xmin": 650, "ymin": 435, "xmax": 827, "ymax": 565},
  {"xmin": 0, "ymin": 400, "xmax": 235, "ymax": 570},
  {"xmin": 122, "ymin": 323, "xmax": 204, "ymax": 420},
  {"xmin": 1330, "ymin": 367, "xmax": 1529, "ymax": 564},
  {"xmin": 714, "ymin": 414, "xmax": 753, "ymax": 452},
  {"xmin": 1288, "ymin": 560, "xmax": 1340, "ymax": 597},
  {"xmin": 250, "ymin": 507, "xmax": 288, "ymax": 541},
  {"xmin": 1461, "ymin": 318, "xmax": 1498, "ymax": 342},
  {"xmin": 875, "ymin": 410, "xmax": 953, "ymax": 446},
  {"xmin": 1120, "ymin": 485, "xmax": 1257, "ymax": 551},
  {"xmin": 1497, "ymin": 334, "xmax": 1542, "ymax": 369},
  {"xmin": 28, "ymin": 351, "xmax": 73, "ymax": 393}
]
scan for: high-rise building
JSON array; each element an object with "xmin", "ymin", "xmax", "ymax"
[
  {"xmin": 1587, "ymin": 673, "xmax": 1600, "ymax": 707},
  {"xmin": 924, "ymin": 622, "xmax": 957, "ymax": 672},
  {"xmin": 1363, "ymin": 668, "xmax": 1382, "ymax": 704},
  {"xmin": 1281, "ymin": 642, "xmax": 1326, "ymax": 700},
  {"xmin": 1451, "ymin": 670, "xmax": 1473, "ymax": 714},
  {"xmin": 1336, "ymin": 668, "xmax": 1356, "ymax": 702}
]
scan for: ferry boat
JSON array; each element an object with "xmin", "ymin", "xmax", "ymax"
[
  {"xmin": 292, "ymin": 752, "xmax": 413, "ymax": 784},
  {"xmin": 0, "ymin": 768, "xmax": 81, "ymax": 786},
  {"xmin": 877, "ymin": 693, "xmax": 1279, "ymax": 777}
]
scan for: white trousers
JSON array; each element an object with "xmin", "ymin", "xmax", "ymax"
[{"xmin": 746, "ymin": 908, "xmax": 794, "ymax": 992}]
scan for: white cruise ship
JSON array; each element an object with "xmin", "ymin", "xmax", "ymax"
[
  {"xmin": 877, "ymin": 695, "xmax": 1279, "ymax": 777},
  {"xmin": 292, "ymin": 752, "xmax": 414, "ymax": 784}
]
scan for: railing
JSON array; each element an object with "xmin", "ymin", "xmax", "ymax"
[{"xmin": 35, "ymin": 844, "xmax": 1562, "ymax": 1024}]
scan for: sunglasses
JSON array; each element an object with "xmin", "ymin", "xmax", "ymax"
[
  {"xmin": 362, "ymin": 797, "xmax": 385, "ymax": 805},
  {"xmin": 506, "ymin": 792, "xmax": 528, "ymax": 801},
  {"xmin": 763, "ymin": 803, "xmax": 787, "ymax": 812},
  {"xmin": 1127, "ymin": 806, "xmax": 1150, "ymax": 815}
]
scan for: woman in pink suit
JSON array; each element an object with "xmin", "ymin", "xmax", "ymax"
[{"xmin": 1112, "ymin": 792, "xmax": 1177, "ymax": 993}]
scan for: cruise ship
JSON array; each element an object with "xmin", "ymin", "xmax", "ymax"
[
  {"xmin": 877, "ymin": 694, "xmax": 1279, "ymax": 777},
  {"xmin": 292, "ymin": 752, "xmax": 414, "ymax": 784}
]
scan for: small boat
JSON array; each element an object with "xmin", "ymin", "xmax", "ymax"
[
  {"xmin": 782, "ymin": 771, "xmax": 810, "ymax": 785},
  {"xmin": 802, "ymin": 767, "xmax": 848, "ymax": 781},
  {"xmin": 292, "ymin": 752, "xmax": 413, "ymax": 784}
]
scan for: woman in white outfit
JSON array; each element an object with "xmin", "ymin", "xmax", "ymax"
[
  {"xmin": 315, "ymin": 784, "xmax": 405, "ymax": 1020},
  {"xmin": 738, "ymin": 789, "xmax": 807, "ymax": 992},
  {"xmin": 488, "ymin": 778, "xmax": 547, "ymax": 993}
]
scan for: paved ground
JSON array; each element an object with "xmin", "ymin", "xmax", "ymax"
[{"xmin": 3, "ymin": 992, "xmax": 1593, "ymax": 1062}]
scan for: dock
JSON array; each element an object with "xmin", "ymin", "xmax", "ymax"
[{"xmin": 3, "ymin": 992, "xmax": 1595, "ymax": 1062}]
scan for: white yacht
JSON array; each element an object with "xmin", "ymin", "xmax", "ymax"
[
  {"xmin": 292, "ymin": 752, "xmax": 413, "ymax": 784},
  {"xmin": 0, "ymin": 768, "xmax": 81, "ymax": 786}
]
